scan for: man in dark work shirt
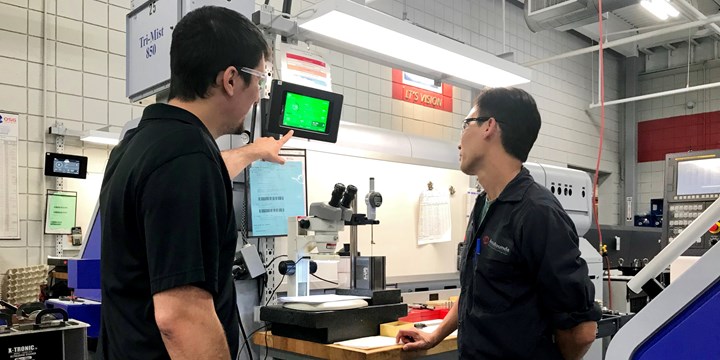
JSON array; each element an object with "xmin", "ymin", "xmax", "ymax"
[
  {"xmin": 397, "ymin": 88, "xmax": 600, "ymax": 359},
  {"xmin": 98, "ymin": 7, "xmax": 293, "ymax": 360}
]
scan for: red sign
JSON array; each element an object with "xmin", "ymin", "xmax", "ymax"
[
  {"xmin": 391, "ymin": 69, "xmax": 453, "ymax": 112},
  {"xmin": 638, "ymin": 111, "xmax": 720, "ymax": 162}
]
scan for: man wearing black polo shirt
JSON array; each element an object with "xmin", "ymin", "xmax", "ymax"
[
  {"xmin": 397, "ymin": 88, "xmax": 601, "ymax": 359},
  {"xmin": 98, "ymin": 7, "xmax": 292, "ymax": 360}
]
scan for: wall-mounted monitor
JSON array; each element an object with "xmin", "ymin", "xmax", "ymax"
[
  {"xmin": 44, "ymin": 152, "xmax": 88, "ymax": 179},
  {"xmin": 265, "ymin": 80, "xmax": 343, "ymax": 143}
]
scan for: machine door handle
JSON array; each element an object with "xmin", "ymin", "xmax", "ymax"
[{"xmin": 35, "ymin": 308, "xmax": 69, "ymax": 325}]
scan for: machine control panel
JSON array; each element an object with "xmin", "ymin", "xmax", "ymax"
[
  {"xmin": 666, "ymin": 202, "xmax": 720, "ymax": 251},
  {"xmin": 662, "ymin": 150, "xmax": 720, "ymax": 255}
]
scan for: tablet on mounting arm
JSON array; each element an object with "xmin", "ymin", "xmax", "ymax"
[{"xmin": 265, "ymin": 80, "xmax": 343, "ymax": 143}]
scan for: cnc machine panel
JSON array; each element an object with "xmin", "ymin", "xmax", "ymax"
[{"xmin": 662, "ymin": 150, "xmax": 720, "ymax": 255}]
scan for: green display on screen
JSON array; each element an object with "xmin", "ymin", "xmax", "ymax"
[{"xmin": 282, "ymin": 92, "xmax": 330, "ymax": 133}]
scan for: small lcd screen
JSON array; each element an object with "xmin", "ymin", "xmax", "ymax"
[
  {"xmin": 53, "ymin": 158, "xmax": 81, "ymax": 175},
  {"xmin": 282, "ymin": 92, "xmax": 330, "ymax": 133},
  {"xmin": 677, "ymin": 158, "xmax": 720, "ymax": 195}
]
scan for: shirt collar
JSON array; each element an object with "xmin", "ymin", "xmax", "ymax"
[
  {"xmin": 480, "ymin": 167, "xmax": 534, "ymax": 204},
  {"xmin": 140, "ymin": 103, "xmax": 214, "ymax": 139}
]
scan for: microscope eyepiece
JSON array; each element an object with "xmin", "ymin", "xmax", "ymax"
[
  {"xmin": 341, "ymin": 185, "xmax": 357, "ymax": 208},
  {"xmin": 328, "ymin": 183, "xmax": 346, "ymax": 208}
]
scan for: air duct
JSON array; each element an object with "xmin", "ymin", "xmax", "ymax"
[{"xmin": 524, "ymin": 0, "xmax": 636, "ymax": 32}]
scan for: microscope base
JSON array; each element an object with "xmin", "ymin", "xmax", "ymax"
[
  {"xmin": 335, "ymin": 288, "xmax": 402, "ymax": 306},
  {"xmin": 260, "ymin": 303, "xmax": 407, "ymax": 343}
]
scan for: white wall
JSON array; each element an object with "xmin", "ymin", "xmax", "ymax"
[
  {"xmin": 0, "ymin": 0, "xmax": 625, "ymax": 286},
  {"xmin": 298, "ymin": 0, "xmax": 624, "ymax": 224},
  {"xmin": 635, "ymin": 42, "xmax": 720, "ymax": 213},
  {"xmin": 0, "ymin": 0, "xmax": 145, "ymax": 285}
]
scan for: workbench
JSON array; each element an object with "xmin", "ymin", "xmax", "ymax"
[{"xmin": 253, "ymin": 331, "xmax": 457, "ymax": 360}]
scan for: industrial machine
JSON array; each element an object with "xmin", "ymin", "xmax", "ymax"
[
  {"xmin": 523, "ymin": 162, "xmax": 603, "ymax": 294},
  {"xmin": 37, "ymin": 205, "xmax": 103, "ymax": 342},
  {"xmin": 606, "ymin": 196, "xmax": 720, "ymax": 358},
  {"xmin": 0, "ymin": 306, "xmax": 89, "ymax": 360},
  {"xmin": 662, "ymin": 150, "xmax": 720, "ymax": 255},
  {"xmin": 584, "ymin": 225, "xmax": 662, "ymax": 275}
]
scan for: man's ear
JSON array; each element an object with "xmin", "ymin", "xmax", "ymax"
[
  {"xmin": 221, "ymin": 66, "xmax": 237, "ymax": 97},
  {"xmin": 484, "ymin": 118, "xmax": 500, "ymax": 138}
]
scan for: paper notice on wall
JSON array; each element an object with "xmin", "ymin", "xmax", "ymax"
[
  {"xmin": 0, "ymin": 112, "xmax": 20, "ymax": 239},
  {"xmin": 276, "ymin": 43, "xmax": 332, "ymax": 91},
  {"xmin": 45, "ymin": 190, "xmax": 77, "ymax": 235},
  {"xmin": 417, "ymin": 190, "xmax": 451, "ymax": 245},
  {"xmin": 466, "ymin": 188, "xmax": 481, "ymax": 220}
]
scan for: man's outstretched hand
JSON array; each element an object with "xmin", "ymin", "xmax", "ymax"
[{"xmin": 395, "ymin": 328, "xmax": 438, "ymax": 351}]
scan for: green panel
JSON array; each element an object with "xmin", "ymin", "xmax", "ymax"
[{"xmin": 282, "ymin": 92, "xmax": 330, "ymax": 133}]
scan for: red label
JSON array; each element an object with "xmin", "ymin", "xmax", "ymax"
[
  {"xmin": 391, "ymin": 69, "xmax": 453, "ymax": 112},
  {"xmin": 286, "ymin": 53, "xmax": 326, "ymax": 67}
]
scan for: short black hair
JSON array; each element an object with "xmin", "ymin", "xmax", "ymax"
[
  {"xmin": 168, "ymin": 6, "xmax": 270, "ymax": 101},
  {"xmin": 475, "ymin": 87, "xmax": 541, "ymax": 162}
]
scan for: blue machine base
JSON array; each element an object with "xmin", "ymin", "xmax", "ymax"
[
  {"xmin": 45, "ymin": 299, "xmax": 101, "ymax": 338},
  {"xmin": 68, "ymin": 259, "xmax": 101, "ymax": 302},
  {"xmin": 633, "ymin": 279, "xmax": 720, "ymax": 359}
]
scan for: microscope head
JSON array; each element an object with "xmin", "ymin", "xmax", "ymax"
[{"xmin": 309, "ymin": 183, "xmax": 357, "ymax": 222}]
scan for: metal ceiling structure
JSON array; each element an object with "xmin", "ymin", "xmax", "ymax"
[{"xmin": 520, "ymin": 0, "xmax": 720, "ymax": 57}]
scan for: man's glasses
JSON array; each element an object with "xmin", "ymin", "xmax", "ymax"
[
  {"xmin": 240, "ymin": 67, "xmax": 268, "ymax": 91},
  {"xmin": 462, "ymin": 116, "xmax": 493, "ymax": 131}
]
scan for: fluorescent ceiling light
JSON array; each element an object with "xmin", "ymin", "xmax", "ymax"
[
  {"xmin": 641, "ymin": 0, "xmax": 680, "ymax": 20},
  {"xmin": 297, "ymin": 0, "xmax": 531, "ymax": 88},
  {"xmin": 81, "ymin": 130, "xmax": 120, "ymax": 146},
  {"xmin": 659, "ymin": 1, "xmax": 680, "ymax": 17}
]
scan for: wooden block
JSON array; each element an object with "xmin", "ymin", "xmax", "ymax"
[{"xmin": 379, "ymin": 321, "xmax": 413, "ymax": 337}]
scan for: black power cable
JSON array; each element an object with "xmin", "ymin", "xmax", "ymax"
[
  {"xmin": 311, "ymin": 273, "xmax": 338, "ymax": 285},
  {"xmin": 238, "ymin": 324, "xmax": 269, "ymax": 360},
  {"xmin": 264, "ymin": 255, "xmax": 288, "ymax": 268},
  {"xmin": 236, "ymin": 307, "xmax": 253, "ymax": 360}
]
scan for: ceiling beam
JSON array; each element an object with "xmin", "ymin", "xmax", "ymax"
[
  {"xmin": 674, "ymin": 0, "xmax": 720, "ymax": 38},
  {"xmin": 524, "ymin": 14, "xmax": 720, "ymax": 66}
]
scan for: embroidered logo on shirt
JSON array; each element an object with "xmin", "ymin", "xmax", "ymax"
[{"xmin": 487, "ymin": 239, "xmax": 510, "ymax": 256}]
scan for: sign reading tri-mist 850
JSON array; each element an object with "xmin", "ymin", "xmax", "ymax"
[
  {"xmin": 266, "ymin": 80, "xmax": 343, "ymax": 143},
  {"xmin": 125, "ymin": 1, "xmax": 254, "ymax": 102},
  {"xmin": 126, "ymin": 0, "xmax": 178, "ymax": 101}
]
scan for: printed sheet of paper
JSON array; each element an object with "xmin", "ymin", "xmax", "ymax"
[
  {"xmin": 45, "ymin": 191, "xmax": 78, "ymax": 235},
  {"xmin": 334, "ymin": 336, "xmax": 399, "ymax": 350},
  {"xmin": 249, "ymin": 150, "xmax": 306, "ymax": 237},
  {"xmin": 0, "ymin": 112, "xmax": 20, "ymax": 239},
  {"xmin": 417, "ymin": 190, "xmax": 451, "ymax": 245},
  {"xmin": 466, "ymin": 188, "xmax": 481, "ymax": 220}
]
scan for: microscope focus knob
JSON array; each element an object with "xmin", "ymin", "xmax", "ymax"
[
  {"xmin": 299, "ymin": 219, "xmax": 311, "ymax": 229},
  {"xmin": 367, "ymin": 192, "xmax": 383, "ymax": 207},
  {"xmin": 278, "ymin": 260, "xmax": 296, "ymax": 275}
]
